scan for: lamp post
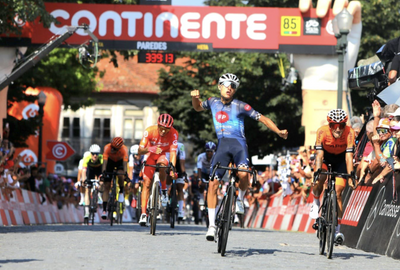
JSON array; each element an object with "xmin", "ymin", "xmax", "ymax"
[
  {"xmin": 37, "ymin": 91, "xmax": 47, "ymax": 166},
  {"xmin": 332, "ymin": 9, "xmax": 353, "ymax": 109}
]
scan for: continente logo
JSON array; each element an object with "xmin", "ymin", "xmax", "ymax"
[{"xmin": 216, "ymin": 111, "xmax": 229, "ymax": 123}]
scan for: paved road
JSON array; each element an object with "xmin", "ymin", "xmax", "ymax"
[{"xmin": 0, "ymin": 222, "xmax": 398, "ymax": 270}]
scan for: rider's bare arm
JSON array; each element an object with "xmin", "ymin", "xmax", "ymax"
[
  {"xmin": 258, "ymin": 115, "xmax": 288, "ymax": 139},
  {"xmin": 191, "ymin": 90, "xmax": 204, "ymax": 112}
]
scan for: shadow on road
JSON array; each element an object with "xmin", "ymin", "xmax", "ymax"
[
  {"xmin": 227, "ymin": 248, "xmax": 280, "ymax": 257},
  {"xmin": 0, "ymin": 259, "xmax": 41, "ymax": 264},
  {"xmin": 333, "ymin": 252, "xmax": 380, "ymax": 260}
]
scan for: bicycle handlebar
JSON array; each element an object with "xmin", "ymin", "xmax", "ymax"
[
  {"xmin": 313, "ymin": 168, "xmax": 357, "ymax": 187},
  {"xmin": 209, "ymin": 162, "xmax": 258, "ymax": 187},
  {"xmin": 102, "ymin": 171, "xmax": 131, "ymax": 182},
  {"xmin": 141, "ymin": 161, "xmax": 176, "ymax": 174}
]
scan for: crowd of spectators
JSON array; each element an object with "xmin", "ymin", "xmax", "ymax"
[{"xmin": 0, "ymin": 123, "xmax": 78, "ymax": 207}]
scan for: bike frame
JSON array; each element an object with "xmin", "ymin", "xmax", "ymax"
[
  {"xmin": 210, "ymin": 162, "xmax": 257, "ymax": 256},
  {"xmin": 141, "ymin": 161, "xmax": 175, "ymax": 235},
  {"xmin": 314, "ymin": 165, "xmax": 353, "ymax": 259}
]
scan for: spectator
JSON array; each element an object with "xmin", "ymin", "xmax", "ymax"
[
  {"xmin": 34, "ymin": 168, "xmax": 53, "ymax": 204},
  {"xmin": 357, "ymin": 120, "xmax": 375, "ymax": 181},
  {"xmin": 0, "ymin": 138, "xmax": 15, "ymax": 170},
  {"xmin": 26, "ymin": 166, "xmax": 39, "ymax": 191},
  {"xmin": 0, "ymin": 163, "xmax": 21, "ymax": 200},
  {"xmin": 368, "ymin": 118, "xmax": 396, "ymax": 185}
]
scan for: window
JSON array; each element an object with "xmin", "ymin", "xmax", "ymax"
[
  {"xmin": 62, "ymin": 117, "xmax": 70, "ymax": 138},
  {"xmin": 72, "ymin": 118, "xmax": 80, "ymax": 138},
  {"xmin": 134, "ymin": 119, "xmax": 144, "ymax": 140},
  {"xmin": 93, "ymin": 118, "xmax": 111, "ymax": 139},
  {"xmin": 123, "ymin": 119, "xmax": 133, "ymax": 139}
]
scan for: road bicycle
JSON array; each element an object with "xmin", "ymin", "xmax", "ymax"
[
  {"xmin": 142, "ymin": 161, "xmax": 175, "ymax": 235},
  {"xmin": 312, "ymin": 165, "xmax": 354, "ymax": 259},
  {"xmin": 168, "ymin": 177, "xmax": 178, "ymax": 228},
  {"xmin": 210, "ymin": 162, "xmax": 257, "ymax": 256},
  {"xmin": 135, "ymin": 181, "xmax": 143, "ymax": 224},
  {"xmin": 103, "ymin": 171, "xmax": 129, "ymax": 226},
  {"xmin": 84, "ymin": 179, "xmax": 100, "ymax": 225}
]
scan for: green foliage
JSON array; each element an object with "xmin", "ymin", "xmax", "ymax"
[
  {"xmin": 155, "ymin": 52, "xmax": 304, "ymax": 156},
  {"xmin": 0, "ymin": 0, "xmax": 56, "ymax": 36}
]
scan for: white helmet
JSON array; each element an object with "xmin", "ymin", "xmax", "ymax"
[
  {"xmin": 130, "ymin": 144, "xmax": 139, "ymax": 155},
  {"xmin": 218, "ymin": 73, "xmax": 240, "ymax": 89},
  {"xmin": 89, "ymin": 144, "xmax": 101, "ymax": 154}
]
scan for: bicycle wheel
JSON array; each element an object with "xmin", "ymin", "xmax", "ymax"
[
  {"xmin": 192, "ymin": 200, "xmax": 199, "ymax": 225},
  {"xmin": 91, "ymin": 189, "xmax": 98, "ymax": 225},
  {"xmin": 318, "ymin": 216, "xmax": 326, "ymax": 255},
  {"xmin": 220, "ymin": 186, "xmax": 234, "ymax": 256},
  {"xmin": 116, "ymin": 202, "xmax": 122, "ymax": 224},
  {"xmin": 170, "ymin": 182, "xmax": 177, "ymax": 228},
  {"xmin": 326, "ymin": 191, "xmax": 337, "ymax": 259},
  {"xmin": 136, "ymin": 191, "xmax": 142, "ymax": 224},
  {"xmin": 150, "ymin": 181, "xmax": 160, "ymax": 235}
]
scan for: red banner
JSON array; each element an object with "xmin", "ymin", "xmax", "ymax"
[
  {"xmin": 3, "ymin": 3, "xmax": 336, "ymax": 54},
  {"xmin": 7, "ymin": 87, "xmax": 63, "ymax": 173}
]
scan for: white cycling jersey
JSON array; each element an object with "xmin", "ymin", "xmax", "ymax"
[{"xmin": 197, "ymin": 152, "xmax": 213, "ymax": 177}]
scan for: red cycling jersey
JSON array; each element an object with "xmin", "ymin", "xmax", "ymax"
[{"xmin": 139, "ymin": 125, "xmax": 178, "ymax": 154}]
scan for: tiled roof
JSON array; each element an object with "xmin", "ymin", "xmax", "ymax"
[{"xmin": 96, "ymin": 53, "xmax": 166, "ymax": 94}]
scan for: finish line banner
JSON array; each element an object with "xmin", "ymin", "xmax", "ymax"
[{"xmin": 5, "ymin": 3, "xmax": 337, "ymax": 54}]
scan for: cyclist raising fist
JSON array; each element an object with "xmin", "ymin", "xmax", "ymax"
[{"xmin": 191, "ymin": 73, "xmax": 288, "ymax": 241}]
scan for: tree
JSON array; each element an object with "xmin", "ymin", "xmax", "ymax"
[{"xmin": 4, "ymin": 0, "xmax": 137, "ymax": 147}]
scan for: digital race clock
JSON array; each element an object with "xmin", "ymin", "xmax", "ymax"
[{"xmin": 138, "ymin": 51, "xmax": 175, "ymax": 64}]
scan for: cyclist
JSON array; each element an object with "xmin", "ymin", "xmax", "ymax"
[
  {"xmin": 138, "ymin": 113, "xmax": 179, "ymax": 226},
  {"xmin": 76, "ymin": 151, "xmax": 91, "ymax": 206},
  {"xmin": 196, "ymin": 141, "xmax": 216, "ymax": 207},
  {"xmin": 191, "ymin": 73, "xmax": 288, "ymax": 240},
  {"xmin": 310, "ymin": 109, "xmax": 357, "ymax": 244},
  {"xmin": 100, "ymin": 137, "xmax": 129, "ymax": 219},
  {"xmin": 81, "ymin": 144, "xmax": 103, "ymax": 219},
  {"xmin": 128, "ymin": 144, "xmax": 144, "ymax": 208}
]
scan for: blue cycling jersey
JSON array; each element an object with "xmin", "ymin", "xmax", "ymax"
[{"xmin": 201, "ymin": 97, "xmax": 261, "ymax": 140}]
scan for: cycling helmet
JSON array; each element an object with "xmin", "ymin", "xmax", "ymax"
[
  {"xmin": 130, "ymin": 144, "xmax": 139, "ymax": 155},
  {"xmin": 111, "ymin": 137, "xmax": 124, "ymax": 149},
  {"xmin": 89, "ymin": 144, "xmax": 101, "ymax": 154},
  {"xmin": 327, "ymin": 109, "xmax": 348, "ymax": 124},
  {"xmin": 205, "ymin": 141, "xmax": 216, "ymax": 151},
  {"xmin": 218, "ymin": 73, "xmax": 240, "ymax": 89},
  {"xmin": 158, "ymin": 113, "xmax": 174, "ymax": 128}
]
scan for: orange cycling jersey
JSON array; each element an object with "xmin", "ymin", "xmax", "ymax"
[
  {"xmin": 140, "ymin": 125, "xmax": 178, "ymax": 154},
  {"xmin": 103, "ymin": 144, "xmax": 129, "ymax": 162},
  {"xmin": 315, "ymin": 125, "xmax": 355, "ymax": 155}
]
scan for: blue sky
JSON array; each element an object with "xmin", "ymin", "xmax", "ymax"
[{"xmin": 172, "ymin": 0, "xmax": 205, "ymax": 6}]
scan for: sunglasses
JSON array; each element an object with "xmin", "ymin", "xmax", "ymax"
[
  {"xmin": 377, "ymin": 128, "xmax": 389, "ymax": 135},
  {"xmin": 329, "ymin": 122, "xmax": 346, "ymax": 130},
  {"xmin": 91, "ymin": 152, "xmax": 99, "ymax": 156},
  {"xmin": 111, "ymin": 147, "xmax": 118, "ymax": 151},
  {"xmin": 220, "ymin": 81, "xmax": 238, "ymax": 89}
]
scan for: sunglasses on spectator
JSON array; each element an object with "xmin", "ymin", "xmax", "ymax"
[
  {"xmin": 377, "ymin": 128, "xmax": 389, "ymax": 135},
  {"xmin": 220, "ymin": 81, "xmax": 238, "ymax": 89},
  {"xmin": 329, "ymin": 122, "xmax": 346, "ymax": 130},
  {"xmin": 91, "ymin": 152, "xmax": 99, "ymax": 156}
]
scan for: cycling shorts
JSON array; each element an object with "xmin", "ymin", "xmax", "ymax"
[
  {"xmin": 104, "ymin": 159, "xmax": 124, "ymax": 182},
  {"xmin": 143, "ymin": 154, "xmax": 169, "ymax": 180},
  {"xmin": 322, "ymin": 154, "xmax": 347, "ymax": 187},
  {"xmin": 86, "ymin": 166, "xmax": 102, "ymax": 184},
  {"xmin": 131, "ymin": 173, "xmax": 142, "ymax": 185},
  {"xmin": 210, "ymin": 138, "xmax": 249, "ymax": 181}
]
